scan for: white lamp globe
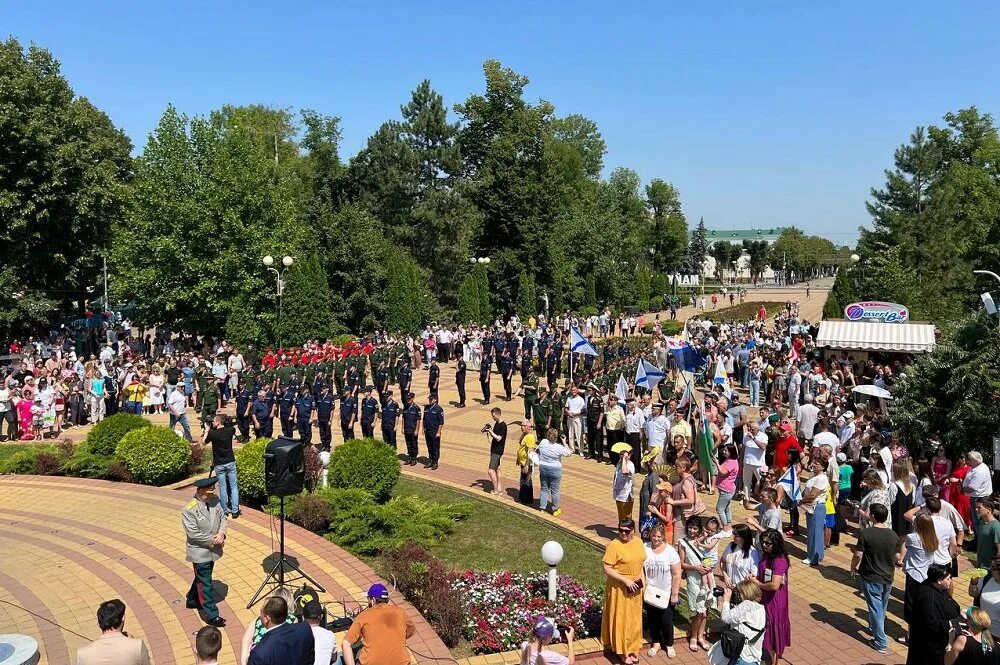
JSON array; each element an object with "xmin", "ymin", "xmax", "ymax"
[
  {"xmin": 850, "ymin": 254, "xmax": 860, "ymax": 263},
  {"xmin": 282, "ymin": 256, "xmax": 294, "ymax": 267},
  {"xmin": 263, "ymin": 255, "xmax": 274, "ymax": 267},
  {"xmin": 483, "ymin": 257, "xmax": 491, "ymax": 265},
  {"xmin": 470, "ymin": 257, "xmax": 478, "ymax": 264},
  {"xmin": 541, "ymin": 540, "xmax": 564, "ymax": 567}
]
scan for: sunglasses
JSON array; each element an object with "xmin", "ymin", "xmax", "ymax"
[{"xmin": 618, "ymin": 527, "xmax": 633, "ymax": 534}]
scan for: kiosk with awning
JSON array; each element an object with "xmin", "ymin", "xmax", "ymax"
[{"xmin": 815, "ymin": 320, "xmax": 937, "ymax": 355}]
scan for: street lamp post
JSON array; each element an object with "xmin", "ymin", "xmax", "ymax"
[
  {"xmin": 264, "ymin": 255, "xmax": 294, "ymax": 346},
  {"xmin": 974, "ymin": 270, "xmax": 1000, "ymax": 331},
  {"xmin": 540, "ymin": 541, "xmax": 564, "ymax": 601}
]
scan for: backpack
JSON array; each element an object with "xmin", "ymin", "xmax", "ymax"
[{"xmin": 719, "ymin": 618, "xmax": 765, "ymax": 664}]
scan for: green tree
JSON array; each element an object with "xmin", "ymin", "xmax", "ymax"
[
  {"xmin": 276, "ymin": 254, "xmax": 335, "ymax": 344},
  {"xmin": 686, "ymin": 217, "xmax": 710, "ymax": 276},
  {"xmin": 650, "ymin": 273, "xmax": 668, "ymax": 304},
  {"xmin": 321, "ymin": 204, "xmax": 391, "ymax": 332},
  {"xmin": 457, "ymin": 273, "xmax": 481, "ymax": 324},
  {"xmin": 516, "ymin": 271, "xmax": 537, "ymax": 320},
  {"xmin": 646, "ymin": 179, "xmax": 688, "ymax": 272},
  {"xmin": 709, "ymin": 241, "xmax": 738, "ymax": 282},
  {"xmin": 385, "ymin": 250, "xmax": 425, "ymax": 333},
  {"xmin": 634, "ymin": 265, "xmax": 652, "ymax": 311},
  {"xmin": 0, "ymin": 38, "xmax": 132, "ymax": 333},
  {"xmin": 584, "ymin": 273, "xmax": 598, "ymax": 309},
  {"xmin": 742, "ymin": 240, "xmax": 770, "ymax": 284}
]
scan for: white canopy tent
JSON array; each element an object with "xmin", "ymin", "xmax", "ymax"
[{"xmin": 816, "ymin": 320, "xmax": 937, "ymax": 354}]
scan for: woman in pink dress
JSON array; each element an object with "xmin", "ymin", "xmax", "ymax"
[
  {"xmin": 756, "ymin": 529, "xmax": 791, "ymax": 665},
  {"xmin": 931, "ymin": 444, "xmax": 953, "ymax": 502},
  {"xmin": 16, "ymin": 391, "xmax": 35, "ymax": 440},
  {"xmin": 949, "ymin": 458, "xmax": 973, "ymax": 526}
]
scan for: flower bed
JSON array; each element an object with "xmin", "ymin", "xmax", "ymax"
[{"xmin": 452, "ymin": 570, "xmax": 602, "ymax": 654}]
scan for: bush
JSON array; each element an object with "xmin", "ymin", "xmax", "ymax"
[
  {"xmin": 330, "ymin": 333, "xmax": 356, "ymax": 346},
  {"xmin": 327, "ymin": 438, "xmax": 400, "ymax": 502},
  {"xmin": 106, "ymin": 460, "xmax": 135, "ymax": 483},
  {"xmin": 304, "ymin": 444, "xmax": 323, "ymax": 491},
  {"xmin": 85, "ymin": 412, "xmax": 151, "ymax": 457},
  {"xmin": 235, "ymin": 438, "xmax": 270, "ymax": 503},
  {"xmin": 56, "ymin": 438, "xmax": 76, "ymax": 461},
  {"xmin": 289, "ymin": 492, "xmax": 334, "ymax": 533},
  {"xmin": 61, "ymin": 448, "xmax": 113, "ymax": 479},
  {"xmin": 0, "ymin": 448, "xmax": 47, "ymax": 474},
  {"xmin": 33, "ymin": 452, "xmax": 62, "ymax": 476},
  {"xmin": 327, "ymin": 494, "xmax": 470, "ymax": 556},
  {"xmin": 115, "ymin": 426, "xmax": 191, "ymax": 485},
  {"xmin": 188, "ymin": 442, "xmax": 206, "ymax": 475},
  {"xmin": 378, "ymin": 543, "xmax": 465, "ymax": 647},
  {"xmin": 661, "ymin": 319, "xmax": 683, "ymax": 336}
]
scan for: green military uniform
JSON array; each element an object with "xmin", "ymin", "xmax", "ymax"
[
  {"xmin": 276, "ymin": 364, "xmax": 292, "ymax": 387},
  {"xmin": 533, "ymin": 392, "xmax": 551, "ymax": 436},
  {"xmin": 200, "ymin": 384, "xmax": 220, "ymax": 424},
  {"xmin": 194, "ymin": 367, "xmax": 209, "ymax": 410},
  {"xmin": 551, "ymin": 389, "xmax": 566, "ymax": 436},
  {"xmin": 522, "ymin": 374, "xmax": 538, "ymax": 421}
]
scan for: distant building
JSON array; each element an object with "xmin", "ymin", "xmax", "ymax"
[
  {"xmin": 693, "ymin": 227, "xmax": 791, "ymax": 284},
  {"xmin": 692, "ymin": 227, "xmax": 790, "ymax": 245}
]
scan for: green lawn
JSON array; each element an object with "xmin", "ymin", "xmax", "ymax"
[
  {"xmin": 0, "ymin": 443, "xmax": 54, "ymax": 463},
  {"xmin": 393, "ymin": 476, "xmax": 607, "ymax": 591}
]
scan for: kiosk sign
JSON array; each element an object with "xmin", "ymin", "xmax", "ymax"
[{"xmin": 844, "ymin": 301, "xmax": 909, "ymax": 323}]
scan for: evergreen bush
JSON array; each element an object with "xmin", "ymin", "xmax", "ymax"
[
  {"xmin": 327, "ymin": 438, "xmax": 400, "ymax": 502},
  {"xmin": 85, "ymin": 412, "xmax": 151, "ymax": 456},
  {"xmin": 116, "ymin": 426, "xmax": 191, "ymax": 485},
  {"xmin": 235, "ymin": 438, "xmax": 270, "ymax": 502}
]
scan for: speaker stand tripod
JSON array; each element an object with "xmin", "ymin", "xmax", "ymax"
[{"xmin": 247, "ymin": 495, "xmax": 326, "ymax": 608}]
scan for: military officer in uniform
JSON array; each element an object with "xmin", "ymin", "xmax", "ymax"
[
  {"xmin": 375, "ymin": 361, "xmax": 390, "ymax": 408},
  {"xmin": 520, "ymin": 369, "xmax": 538, "ymax": 420},
  {"xmin": 200, "ymin": 381, "xmax": 220, "ymax": 431},
  {"xmin": 360, "ymin": 387, "xmax": 379, "ymax": 439},
  {"xmin": 339, "ymin": 392, "xmax": 357, "ymax": 442},
  {"xmin": 234, "ymin": 379, "xmax": 253, "ymax": 442},
  {"xmin": 251, "ymin": 390, "xmax": 274, "ymax": 439},
  {"xmin": 479, "ymin": 359, "xmax": 491, "ymax": 405},
  {"xmin": 380, "ymin": 389, "xmax": 400, "ymax": 449},
  {"xmin": 402, "ymin": 392, "xmax": 421, "ymax": 466},
  {"xmin": 423, "ymin": 393, "xmax": 445, "ymax": 470},
  {"xmin": 428, "ymin": 358, "xmax": 440, "ymax": 394},
  {"xmin": 183, "ymin": 477, "xmax": 227, "ymax": 627},
  {"xmin": 278, "ymin": 384, "xmax": 296, "ymax": 438},
  {"xmin": 455, "ymin": 357, "xmax": 467, "ymax": 408},
  {"xmin": 293, "ymin": 385, "xmax": 315, "ymax": 445},
  {"xmin": 315, "ymin": 384, "xmax": 335, "ymax": 451},
  {"xmin": 399, "ymin": 363, "xmax": 412, "ymax": 399},
  {"xmin": 533, "ymin": 386, "xmax": 551, "ymax": 437},
  {"xmin": 499, "ymin": 349, "xmax": 515, "ymax": 401}
]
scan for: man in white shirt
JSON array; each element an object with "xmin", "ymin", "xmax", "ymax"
[
  {"xmin": 624, "ymin": 399, "xmax": 646, "ymax": 464},
  {"xmin": 645, "ymin": 402, "xmax": 669, "ymax": 462},
  {"xmin": 303, "ymin": 600, "xmax": 336, "ymax": 665},
  {"xmin": 964, "ymin": 451, "xmax": 994, "ymax": 534},
  {"xmin": 742, "ymin": 423, "xmax": 768, "ymax": 509},
  {"xmin": 564, "ymin": 385, "xmax": 586, "ymax": 456},
  {"xmin": 797, "ymin": 394, "xmax": 820, "ymax": 444},
  {"xmin": 812, "ymin": 420, "xmax": 839, "ymax": 452},
  {"xmin": 168, "ymin": 386, "xmax": 194, "ymax": 442},
  {"xmin": 99, "ymin": 341, "xmax": 116, "ymax": 364}
]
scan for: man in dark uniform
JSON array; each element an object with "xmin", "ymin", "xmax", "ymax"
[
  {"xmin": 482, "ymin": 334, "xmax": 495, "ymax": 372},
  {"xmin": 520, "ymin": 369, "xmax": 538, "ymax": 420},
  {"xmin": 479, "ymin": 359, "xmax": 491, "ymax": 405},
  {"xmin": 278, "ymin": 385, "xmax": 296, "ymax": 438},
  {"xmin": 428, "ymin": 357, "xmax": 440, "ymax": 394},
  {"xmin": 346, "ymin": 363, "xmax": 361, "ymax": 398},
  {"xmin": 339, "ymin": 392, "xmax": 357, "ymax": 443},
  {"xmin": 375, "ymin": 361, "xmax": 390, "ymax": 408},
  {"xmin": 293, "ymin": 385, "xmax": 315, "ymax": 445},
  {"xmin": 183, "ymin": 477, "xmax": 227, "ymax": 628},
  {"xmin": 380, "ymin": 389, "xmax": 400, "ymax": 449},
  {"xmin": 234, "ymin": 379, "xmax": 253, "ymax": 442},
  {"xmin": 533, "ymin": 386, "xmax": 551, "ymax": 436},
  {"xmin": 402, "ymin": 392, "xmax": 421, "ymax": 466},
  {"xmin": 315, "ymin": 384, "xmax": 335, "ymax": 451},
  {"xmin": 360, "ymin": 387, "xmax": 379, "ymax": 439},
  {"xmin": 545, "ymin": 353, "xmax": 559, "ymax": 390},
  {"xmin": 423, "ymin": 393, "xmax": 444, "ymax": 470},
  {"xmin": 251, "ymin": 389, "xmax": 274, "ymax": 439},
  {"xmin": 586, "ymin": 384, "xmax": 605, "ymax": 460},
  {"xmin": 311, "ymin": 369, "xmax": 327, "ymax": 397},
  {"xmin": 200, "ymin": 381, "xmax": 220, "ymax": 432},
  {"xmin": 520, "ymin": 334, "xmax": 534, "ymax": 375},
  {"xmin": 494, "ymin": 335, "xmax": 507, "ymax": 371},
  {"xmin": 399, "ymin": 363, "xmax": 412, "ymax": 400},
  {"xmin": 455, "ymin": 357, "xmax": 467, "ymax": 408},
  {"xmin": 499, "ymin": 349, "xmax": 515, "ymax": 401}
]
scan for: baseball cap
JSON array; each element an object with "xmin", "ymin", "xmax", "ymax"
[
  {"xmin": 367, "ymin": 583, "xmax": 390, "ymax": 601},
  {"xmin": 533, "ymin": 616, "xmax": 555, "ymax": 639},
  {"xmin": 836, "ymin": 452, "xmax": 847, "ymax": 463}
]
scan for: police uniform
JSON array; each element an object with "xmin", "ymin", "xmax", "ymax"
[
  {"xmin": 252, "ymin": 392, "xmax": 274, "ymax": 438},
  {"xmin": 381, "ymin": 397, "xmax": 400, "ymax": 449},
  {"xmin": 479, "ymin": 362, "xmax": 491, "ymax": 405},
  {"xmin": 499, "ymin": 352, "xmax": 514, "ymax": 400},
  {"xmin": 360, "ymin": 392, "xmax": 379, "ymax": 439},
  {"xmin": 399, "ymin": 364, "xmax": 412, "ymax": 397},
  {"xmin": 182, "ymin": 477, "xmax": 227, "ymax": 626},
  {"xmin": 423, "ymin": 400, "xmax": 444, "ymax": 469},
  {"xmin": 375, "ymin": 365, "xmax": 390, "ymax": 407},
  {"xmin": 315, "ymin": 389, "xmax": 335, "ymax": 450},
  {"xmin": 278, "ymin": 387, "xmax": 296, "ymax": 438},
  {"xmin": 294, "ymin": 391, "xmax": 315, "ymax": 444},
  {"xmin": 234, "ymin": 386, "xmax": 253, "ymax": 442},
  {"xmin": 455, "ymin": 359, "xmax": 467, "ymax": 407},
  {"xmin": 340, "ymin": 395, "xmax": 357, "ymax": 442},
  {"xmin": 428, "ymin": 362, "xmax": 440, "ymax": 393},
  {"xmin": 402, "ymin": 399, "xmax": 421, "ymax": 464}
]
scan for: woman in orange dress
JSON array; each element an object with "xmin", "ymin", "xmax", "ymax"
[
  {"xmin": 949, "ymin": 457, "xmax": 973, "ymax": 526},
  {"xmin": 602, "ymin": 518, "xmax": 647, "ymax": 665}
]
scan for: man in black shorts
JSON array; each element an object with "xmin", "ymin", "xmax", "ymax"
[{"xmin": 484, "ymin": 407, "xmax": 507, "ymax": 496}]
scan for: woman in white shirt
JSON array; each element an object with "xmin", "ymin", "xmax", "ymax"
[
  {"xmin": 709, "ymin": 579, "xmax": 767, "ymax": 665},
  {"xmin": 613, "ymin": 444, "xmax": 636, "ymax": 520},
  {"xmin": 721, "ymin": 524, "xmax": 761, "ymax": 587},
  {"xmin": 969, "ymin": 555, "xmax": 1000, "ymax": 641},
  {"xmin": 537, "ymin": 428, "xmax": 574, "ymax": 518},
  {"xmin": 642, "ymin": 525, "xmax": 682, "ymax": 658},
  {"xmin": 801, "ymin": 457, "xmax": 830, "ymax": 567},
  {"xmin": 900, "ymin": 512, "xmax": 954, "ymax": 633}
]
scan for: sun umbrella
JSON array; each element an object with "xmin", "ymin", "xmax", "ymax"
[{"xmin": 851, "ymin": 384, "xmax": 893, "ymax": 400}]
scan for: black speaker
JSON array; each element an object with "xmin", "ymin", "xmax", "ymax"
[{"xmin": 264, "ymin": 437, "xmax": 305, "ymax": 496}]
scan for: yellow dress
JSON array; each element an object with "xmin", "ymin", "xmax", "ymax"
[{"xmin": 601, "ymin": 536, "xmax": 647, "ymax": 656}]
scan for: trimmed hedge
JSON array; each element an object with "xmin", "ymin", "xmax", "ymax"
[
  {"xmin": 115, "ymin": 425, "xmax": 191, "ymax": 485},
  {"xmin": 235, "ymin": 438, "xmax": 270, "ymax": 502},
  {"xmin": 327, "ymin": 438, "xmax": 400, "ymax": 502},
  {"xmin": 85, "ymin": 412, "xmax": 151, "ymax": 456}
]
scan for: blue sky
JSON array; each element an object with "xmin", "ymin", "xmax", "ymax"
[{"xmin": 7, "ymin": 1, "xmax": 1000, "ymax": 245}]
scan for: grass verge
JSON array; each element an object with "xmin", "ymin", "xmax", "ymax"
[{"xmin": 0, "ymin": 443, "xmax": 54, "ymax": 463}]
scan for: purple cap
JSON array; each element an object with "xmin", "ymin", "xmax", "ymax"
[
  {"xmin": 367, "ymin": 583, "xmax": 389, "ymax": 601},
  {"xmin": 533, "ymin": 617, "xmax": 554, "ymax": 639}
]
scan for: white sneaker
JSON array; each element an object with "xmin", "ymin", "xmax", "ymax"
[{"xmin": 802, "ymin": 557, "xmax": 812, "ymax": 566}]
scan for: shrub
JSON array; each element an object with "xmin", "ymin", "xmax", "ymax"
[
  {"xmin": 187, "ymin": 442, "xmax": 206, "ymax": 475},
  {"xmin": 289, "ymin": 492, "xmax": 334, "ymax": 533},
  {"xmin": 304, "ymin": 443, "xmax": 323, "ymax": 491},
  {"xmin": 327, "ymin": 494, "xmax": 470, "ymax": 555},
  {"xmin": 0, "ymin": 448, "xmax": 46, "ymax": 474},
  {"xmin": 115, "ymin": 426, "xmax": 191, "ymax": 485},
  {"xmin": 33, "ymin": 452, "xmax": 62, "ymax": 476},
  {"xmin": 378, "ymin": 543, "xmax": 464, "ymax": 647},
  {"xmin": 106, "ymin": 460, "xmax": 135, "ymax": 483},
  {"xmin": 61, "ymin": 448, "xmax": 113, "ymax": 478},
  {"xmin": 327, "ymin": 438, "xmax": 400, "ymax": 502},
  {"xmin": 235, "ymin": 438, "xmax": 270, "ymax": 502},
  {"xmin": 661, "ymin": 319, "xmax": 683, "ymax": 336},
  {"xmin": 56, "ymin": 438, "xmax": 76, "ymax": 461},
  {"xmin": 85, "ymin": 412, "xmax": 151, "ymax": 457}
]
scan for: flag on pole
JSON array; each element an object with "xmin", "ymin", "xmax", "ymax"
[
  {"xmin": 615, "ymin": 373, "xmax": 628, "ymax": 404},
  {"xmin": 677, "ymin": 377, "xmax": 693, "ymax": 410},
  {"xmin": 665, "ymin": 339, "xmax": 706, "ymax": 372},
  {"xmin": 777, "ymin": 465, "xmax": 802, "ymax": 502},
  {"xmin": 713, "ymin": 355, "xmax": 728, "ymax": 385},
  {"xmin": 695, "ymin": 406, "xmax": 716, "ymax": 474},
  {"xmin": 634, "ymin": 358, "xmax": 666, "ymax": 391},
  {"xmin": 570, "ymin": 326, "xmax": 598, "ymax": 356}
]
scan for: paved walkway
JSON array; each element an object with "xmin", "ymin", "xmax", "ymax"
[{"xmin": 0, "ymin": 475, "xmax": 449, "ymax": 665}]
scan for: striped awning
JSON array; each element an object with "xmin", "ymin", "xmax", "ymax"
[{"xmin": 816, "ymin": 320, "xmax": 937, "ymax": 353}]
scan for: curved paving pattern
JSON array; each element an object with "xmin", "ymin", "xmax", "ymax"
[{"xmin": 0, "ymin": 475, "xmax": 449, "ymax": 665}]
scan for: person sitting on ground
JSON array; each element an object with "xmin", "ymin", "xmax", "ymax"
[
  {"xmin": 520, "ymin": 616, "xmax": 575, "ymax": 665},
  {"xmin": 240, "ymin": 586, "xmax": 298, "ymax": 664},
  {"xmin": 75, "ymin": 598, "xmax": 152, "ymax": 665},
  {"xmin": 342, "ymin": 583, "xmax": 416, "ymax": 665},
  {"xmin": 195, "ymin": 626, "xmax": 222, "ymax": 665},
  {"xmin": 304, "ymin": 600, "xmax": 336, "ymax": 665},
  {"xmin": 248, "ymin": 596, "xmax": 315, "ymax": 665}
]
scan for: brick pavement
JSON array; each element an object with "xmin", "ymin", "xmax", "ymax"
[{"xmin": 0, "ymin": 475, "xmax": 449, "ymax": 665}]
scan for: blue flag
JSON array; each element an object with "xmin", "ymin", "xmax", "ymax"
[
  {"xmin": 570, "ymin": 326, "xmax": 598, "ymax": 356},
  {"xmin": 665, "ymin": 339, "xmax": 706, "ymax": 372},
  {"xmin": 635, "ymin": 358, "xmax": 666, "ymax": 391}
]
